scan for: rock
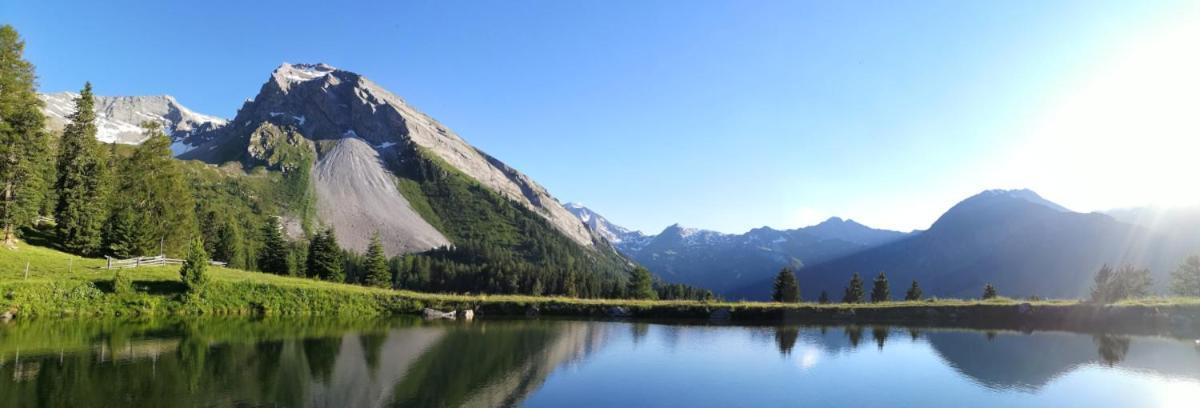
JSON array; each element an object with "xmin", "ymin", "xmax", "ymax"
[
  {"xmin": 457, "ymin": 309, "xmax": 475, "ymax": 320},
  {"xmin": 0, "ymin": 310, "xmax": 13, "ymax": 322},
  {"xmin": 709, "ymin": 308, "xmax": 731, "ymax": 321},
  {"xmin": 1017, "ymin": 303, "xmax": 1033, "ymax": 315},
  {"xmin": 525, "ymin": 304, "xmax": 541, "ymax": 317},
  {"xmin": 832, "ymin": 309, "xmax": 857, "ymax": 321},
  {"xmin": 607, "ymin": 306, "xmax": 632, "ymax": 318},
  {"xmin": 422, "ymin": 308, "xmax": 456, "ymax": 320}
]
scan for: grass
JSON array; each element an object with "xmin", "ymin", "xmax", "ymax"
[{"xmin": 3, "ymin": 236, "xmax": 1200, "ymax": 332}]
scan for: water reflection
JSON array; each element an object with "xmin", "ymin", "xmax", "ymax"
[{"xmin": 0, "ymin": 318, "xmax": 1198, "ymax": 407}]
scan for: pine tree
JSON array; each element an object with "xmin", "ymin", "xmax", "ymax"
[
  {"xmin": 306, "ymin": 226, "xmax": 343, "ymax": 282},
  {"xmin": 54, "ymin": 82, "xmax": 110, "ymax": 255},
  {"xmin": 213, "ymin": 215, "xmax": 247, "ymax": 269},
  {"xmin": 771, "ymin": 267, "xmax": 800, "ymax": 303},
  {"xmin": 627, "ymin": 266, "xmax": 656, "ymax": 300},
  {"xmin": 180, "ymin": 238, "xmax": 209, "ymax": 295},
  {"xmin": 842, "ymin": 273, "xmax": 865, "ymax": 303},
  {"xmin": 103, "ymin": 203, "xmax": 149, "ymax": 258},
  {"xmin": 0, "ymin": 25, "xmax": 51, "ymax": 248},
  {"xmin": 258, "ymin": 216, "xmax": 290, "ymax": 275},
  {"xmin": 818, "ymin": 290, "xmax": 830, "ymax": 304},
  {"xmin": 363, "ymin": 231, "xmax": 390, "ymax": 288},
  {"xmin": 982, "ymin": 283, "xmax": 998, "ymax": 300},
  {"xmin": 103, "ymin": 123, "xmax": 196, "ymax": 256},
  {"xmin": 870, "ymin": 272, "xmax": 890, "ymax": 302},
  {"xmin": 904, "ymin": 280, "xmax": 923, "ymax": 301},
  {"xmin": 1170, "ymin": 256, "xmax": 1200, "ymax": 297}
]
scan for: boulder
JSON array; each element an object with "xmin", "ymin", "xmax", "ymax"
[
  {"xmin": 457, "ymin": 309, "xmax": 475, "ymax": 320},
  {"xmin": 709, "ymin": 308, "xmax": 731, "ymax": 321},
  {"xmin": 607, "ymin": 306, "xmax": 632, "ymax": 318},
  {"xmin": 1017, "ymin": 303, "xmax": 1033, "ymax": 315},
  {"xmin": 525, "ymin": 304, "xmax": 540, "ymax": 317},
  {"xmin": 0, "ymin": 310, "xmax": 13, "ymax": 322},
  {"xmin": 422, "ymin": 308, "xmax": 456, "ymax": 320}
]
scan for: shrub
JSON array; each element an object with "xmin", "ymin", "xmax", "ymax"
[{"xmin": 112, "ymin": 270, "xmax": 133, "ymax": 295}]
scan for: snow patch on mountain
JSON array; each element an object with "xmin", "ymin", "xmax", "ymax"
[{"xmin": 39, "ymin": 92, "xmax": 226, "ymax": 150}]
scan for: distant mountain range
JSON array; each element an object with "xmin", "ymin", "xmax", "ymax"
[
  {"xmin": 565, "ymin": 204, "xmax": 907, "ymax": 294},
  {"xmin": 571, "ymin": 189, "xmax": 1200, "ymax": 300}
]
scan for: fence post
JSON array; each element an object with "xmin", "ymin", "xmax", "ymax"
[
  {"xmin": 106, "ymin": 257, "xmax": 112, "ymax": 270},
  {"xmin": 24, "ymin": 261, "xmax": 29, "ymax": 280}
]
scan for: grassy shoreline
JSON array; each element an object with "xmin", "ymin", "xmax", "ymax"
[{"xmin": 3, "ymin": 241, "xmax": 1200, "ymax": 337}]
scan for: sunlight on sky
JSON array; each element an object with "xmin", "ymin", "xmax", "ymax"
[{"xmin": 1000, "ymin": 5, "xmax": 1200, "ymax": 213}]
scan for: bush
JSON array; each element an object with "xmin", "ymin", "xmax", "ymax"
[{"xmin": 112, "ymin": 270, "xmax": 133, "ymax": 295}]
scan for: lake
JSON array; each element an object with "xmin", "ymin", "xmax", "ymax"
[{"xmin": 0, "ymin": 317, "xmax": 1197, "ymax": 407}]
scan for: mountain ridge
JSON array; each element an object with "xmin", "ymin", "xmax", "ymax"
[{"xmin": 175, "ymin": 62, "xmax": 600, "ymax": 255}]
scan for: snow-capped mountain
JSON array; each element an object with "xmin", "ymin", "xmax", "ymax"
[
  {"xmin": 564, "ymin": 206, "xmax": 908, "ymax": 295},
  {"xmin": 564, "ymin": 203, "xmax": 650, "ymax": 248},
  {"xmin": 39, "ymin": 92, "xmax": 226, "ymax": 153}
]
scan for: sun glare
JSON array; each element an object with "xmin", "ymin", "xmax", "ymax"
[{"xmin": 1004, "ymin": 7, "xmax": 1200, "ymax": 212}]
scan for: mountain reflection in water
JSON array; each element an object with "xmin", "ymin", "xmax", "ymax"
[{"xmin": 0, "ymin": 318, "xmax": 1197, "ymax": 407}]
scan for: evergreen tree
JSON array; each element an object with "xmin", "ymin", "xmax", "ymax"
[
  {"xmin": 180, "ymin": 238, "xmax": 209, "ymax": 295},
  {"xmin": 982, "ymin": 283, "xmax": 998, "ymax": 300},
  {"xmin": 870, "ymin": 272, "xmax": 890, "ymax": 302},
  {"xmin": 54, "ymin": 82, "xmax": 110, "ymax": 255},
  {"xmin": 363, "ymin": 231, "xmax": 390, "ymax": 288},
  {"xmin": 627, "ymin": 266, "xmax": 656, "ymax": 300},
  {"xmin": 213, "ymin": 214, "xmax": 248, "ymax": 269},
  {"xmin": 306, "ymin": 226, "xmax": 343, "ymax": 282},
  {"xmin": 103, "ymin": 203, "xmax": 149, "ymax": 258},
  {"xmin": 258, "ymin": 216, "xmax": 290, "ymax": 275},
  {"xmin": 818, "ymin": 290, "xmax": 830, "ymax": 304},
  {"xmin": 904, "ymin": 280, "xmax": 923, "ymax": 301},
  {"xmin": 771, "ymin": 267, "xmax": 800, "ymax": 303},
  {"xmin": 0, "ymin": 25, "xmax": 51, "ymax": 247},
  {"xmin": 842, "ymin": 273, "xmax": 865, "ymax": 303},
  {"xmin": 103, "ymin": 123, "xmax": 196, "ymax": 256},
  {"xmin": 1170, "ymin": 256, "xmax": 1200, "ymax": 296}
]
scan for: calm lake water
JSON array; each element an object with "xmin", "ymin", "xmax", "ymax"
[{"xmin": 0, "ymin": 317, "xmax": 1197, "ymax": 407}]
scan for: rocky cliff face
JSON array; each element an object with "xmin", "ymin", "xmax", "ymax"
[
  {"xmin": 180, "ymin": 63, "xmax": 597, "ymax": 254},
  {"xmin": 39, "ymin": 92, "xmax": 225, "ymax": 151}
]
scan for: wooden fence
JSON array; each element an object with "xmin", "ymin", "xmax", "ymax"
[{"xmin": 105, "ymin": 255, "xmax": 227, "ymax": 269}]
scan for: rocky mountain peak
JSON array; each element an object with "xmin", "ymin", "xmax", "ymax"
[{"xmin": 179, "ymin": 62, "xmax": 598, "ymax": 252}]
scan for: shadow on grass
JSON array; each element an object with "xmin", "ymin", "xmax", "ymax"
[
  {"xmin": 20, "ymin": 226, "xmax": 66, "ymax": 251},
  {"xmin": 92, "ymin": 279, "xmax": 186, "ymax": 295},
  {"xmin": 140, "ymin": 281, "xmax": 186, "ymax": 296}
]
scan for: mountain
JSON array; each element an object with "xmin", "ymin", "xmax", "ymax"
[
  {"xmin": 733, "ymin": 189, "xmax": 1197, "ymax": 300},
  {"xmin": 178, "ymin": 63, "xmax": 602, "ymax": 257},
  {"xmin": 39, "ymin": 92, "xmax": 225, "ymax": 152},
  {"xmin": 564, "ymin": 203, "xmax": 650, "ymax": 247},
  {"xmin": 563, "ymin": 205, "xmax": 907, "ymax": 296}
]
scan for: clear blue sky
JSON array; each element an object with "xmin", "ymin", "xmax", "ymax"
[{"xmin": 7, "ymin": 0, "xmax": 1199, "ymax": 234}]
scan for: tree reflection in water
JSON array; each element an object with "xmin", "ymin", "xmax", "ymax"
[
  {"xmin": 1093, "ymin": 334, "xmax": 1131, "ymax": 367},
  {"xmin": 775, "ymin": 326, "xmax": 800, "ymax": 356}
]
